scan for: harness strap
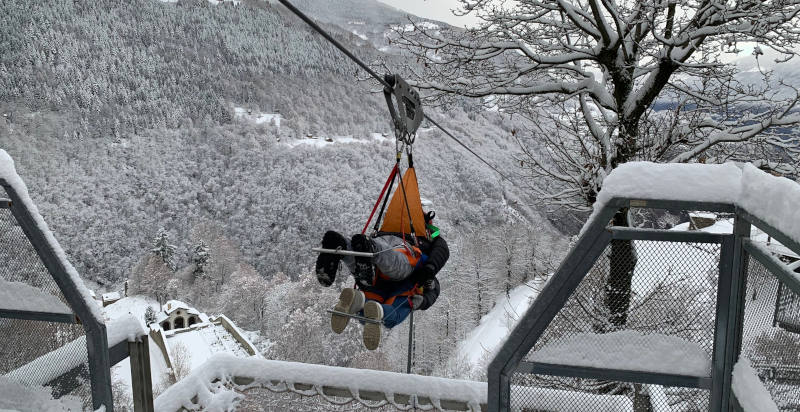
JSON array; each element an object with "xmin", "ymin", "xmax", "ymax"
[{"xmin": 362, "ymin": 163, "xmax": 399, "ymax": 235}]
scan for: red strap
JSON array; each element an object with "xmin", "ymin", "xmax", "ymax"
[{"xmin": 362, "ymin": 164, "xmax": 399, "ymax": 234}]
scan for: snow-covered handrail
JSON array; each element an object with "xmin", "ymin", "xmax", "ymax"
[
  {"xmin": 154, "ymin": 354, "xmax": 633, "ymax": 411},
  {"xmin": 586, "ymin": 162, "xmax": 800, "ymax": 256}
]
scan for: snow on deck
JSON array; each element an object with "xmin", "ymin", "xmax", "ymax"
[
  {"xmin": 154, "ymin": 353, "xmax": 633, "ymax": 412},
  {"xmin": 6, "ymin": 336, "xmax": 87, "ymax": 386},
  {"xmin": 529, "ymin": 331, "xmax": 711, "ymax": 377},
  {"xmin": 0, "ymin": 150, "xmax": 103, "ymax": 321},
  {"xmin": 732, "ymin": 357, "xmax": 779, "ymax": 412},
  {"xmin": 0, "ymin": 376, "xmax": 81, "ymax": 412},
  {"xmin": 0, "ymin": 279, "xmax": 71, "ymax": 315}
]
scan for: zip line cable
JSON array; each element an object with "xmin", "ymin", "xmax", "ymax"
[{"xmin": 275, "ymin": 0, "xmax": 511, "ymax": 182}]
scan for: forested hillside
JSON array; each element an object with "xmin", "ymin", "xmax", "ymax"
[{"xmin": 0, "ymin": 0, "xmax": 567, "ymax": 385}]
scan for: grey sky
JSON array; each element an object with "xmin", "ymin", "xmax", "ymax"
[{"xmin": 376, "ymin": 0, "xmax": 481, "ymax": 27}]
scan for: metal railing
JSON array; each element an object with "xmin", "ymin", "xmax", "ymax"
[
  {"xmin": 488, "ymin": 197, "xmax": 800, "ymax": 411},
  {"xmin": 1, "ymin": 176, "xmax": 152, "ymax": 411}
]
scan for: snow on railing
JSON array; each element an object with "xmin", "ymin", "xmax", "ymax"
[
  {"xmin": 5, "ymin": 314, "xmax": 145, "ymax": 387},
  {"xmin": 0, "ymin": 149, "xmax": 102, "ymax": 321},
  {"xmin": 732, "ymin": 357, "xmax": 779, "ymax": 412},
  {"xmin": 586, "ymin": 162, "xmax": 800, "ymax": 251},
  {"xmin": 154, "ymin": 354, "xmax": 633, "ymax": 411},
  {"xmin": 529, "ymin": 331, "xmax": 712, "ymax": 377},
  {"xmin": 0, "ymin": 279, "xmax": 72, "ymax": 315}
]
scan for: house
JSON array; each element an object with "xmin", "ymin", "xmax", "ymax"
[
  {"xmin": 101, "ymin": 292, "xmax": 121, "ymax": 307},
  {"xmin": 157, "ymin": 300, "xmax": 205, "ymax": 331}
]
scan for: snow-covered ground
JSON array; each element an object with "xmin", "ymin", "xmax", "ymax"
[
  {"xmin": 284, "ymin": 132, "xmax": 390, "ymax": 147},
  {"xmin": 451, "ymin": 278, "xmax": 546, "ymax": 378},
  {"xmin": 166, "ymin": 323, "xmax": 251, "ymax": 371},
  {"xmin": 233, "ymin": 107, "xmax": 281, "ymax": 127}
]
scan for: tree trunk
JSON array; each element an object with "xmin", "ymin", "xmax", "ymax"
[{"xmin": 605, "ymin": 209, "xmax": 637, "ymax": 329}]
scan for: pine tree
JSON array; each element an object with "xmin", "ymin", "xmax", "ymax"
[
  {"xmin": 144, "ymin": 306, "xmax": 157, "ymax": 325},
  {"xmin": 151, "ymin": 229, "xmax": 176, "ymax": 271},
  {"xmin": 192, "ymin": 240, "xmax": 211, "ymax": 280}
]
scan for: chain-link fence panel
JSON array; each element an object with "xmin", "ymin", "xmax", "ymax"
[
  {"xmin": 739, "ymin": 257, "xmax": 800, "ymax": 411},
  {"xmin": 0, "ymin": 195, "xmax": 93, "ymax": 409},
  {"xmin": 0, "ymin": 207, "xmax": 69, "ymax": 303},
  {"xmin": 513, "ymin": 239, "xmax": 721, "ymax": 411}
]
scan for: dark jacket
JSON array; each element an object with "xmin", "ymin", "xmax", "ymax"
[
  {"xmin": 416, "ymin": 277, "xmax": 440, "ymax": 311},
  {"xmin": 413, "ymin": 235, "xmax": 448, "ymax": 310}
]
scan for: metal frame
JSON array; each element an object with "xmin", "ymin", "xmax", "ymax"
[
  {"xmin": 488, "ymin": 196, "xmax": 797, "ymax": 412},
  {"xmin": 1, "ymin": 178, "xmax": 113, "ymax": 410},
  {"xmin": 518, "ymin": 361, "xmax": 712, "ymax": 389},
  {"xmin": 0, "ymin": 308, "xmax": 78, "ymax": 324}
]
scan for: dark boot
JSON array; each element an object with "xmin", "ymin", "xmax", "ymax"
[
  {"xmin": 350, "ymin": 234, "xmax": 375, "ymax": 288},
  {"xmin": 315, "ymin": 231, "xmax": 347, "ymax": 286}
]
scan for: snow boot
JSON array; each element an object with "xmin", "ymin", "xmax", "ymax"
[
  {"xmin": 362, "ymin": 300, "xmax": 383, "ymax": 350},
  {"xmin": 330, "ymin": 288, "xmax": 365, "ymax": 334},
  {"xmin": 316, "ymin": 231, "xmax": 347, "ymax": 286},
  {"xmin": 350, "ymin": 234, "xmax": 375, "ymax": 288}
]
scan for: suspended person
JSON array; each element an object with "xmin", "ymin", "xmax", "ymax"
[{"xmin": 315, "ymin": 210, "xmax": 449, "ymax": 350}]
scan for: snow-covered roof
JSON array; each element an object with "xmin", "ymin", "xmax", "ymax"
[
  {"xmin": 102, "ymin": 291, "xmax": 121, "ymax": 301},
  {"xmin": 163, "ymin": 300, "xmax": 200, "ymax": 316},
  {"xmin": 0, "ymin": 150, "xmax": 103, "ymax": 322}
]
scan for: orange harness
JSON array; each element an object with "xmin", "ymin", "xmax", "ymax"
[{"xmin": 362, "ymin": 244, "xmax": 424, "ymax": 305}]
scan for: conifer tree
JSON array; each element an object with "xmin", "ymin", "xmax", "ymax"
[
  {"xmin": 192, "ymin": 240, "xmax": 212, "ymax": 280},
  {"xmin": 144, "ymin": 306, "xmax": 157, "ymax": 325},
  {"xmin": 151, "ymin": 229, "xmax": 176, "ymax": 271}
]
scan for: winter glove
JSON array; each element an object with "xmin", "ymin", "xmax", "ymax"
[
  {"xmin": 411, "ymin": 263, "xmax": 436, "ymax": 283},
  {"xmin": 410, "ymin": 294, "xmax": 424, "ymax": 310},
  {"xmin": 423, "ymin": 277, "xmax": 435, "ymax": 291}
]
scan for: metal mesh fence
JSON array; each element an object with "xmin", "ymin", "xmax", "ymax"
[
  {"xmin": 0, "ymin": 207, "xmax": 68, "ymax": 302},
  {"xmin": 512, "ymin": 239, "xmax": 721, "ymax": 411},
  {"xmin": 0, "ymin": 200, "xmax": 92, "ymax": 409},
  {"xmin": 739, "ymin": 257, "xmax": 800, "ymax": 411}
]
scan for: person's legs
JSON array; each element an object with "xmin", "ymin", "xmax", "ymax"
[
  {"xmin": 315, "ymin": 231, "xmax": 348, "ymax": 286},
  {"xmin": 330, "ymin": 288, "xmax": 365, "ymax": 334},
  {"xmin": 381, "ymin": 297, "xmax": 412, "ymax": 329},
  {"xmin": 362, "ymin": 300, "xmax": 383, "ymax": 350}
]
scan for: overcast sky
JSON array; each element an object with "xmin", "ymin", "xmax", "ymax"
[{"xmin": 377, "ymin": 0, "xmax": 481, "ymax": 27}]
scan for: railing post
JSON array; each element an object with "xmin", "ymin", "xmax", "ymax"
[
  {"xmin": 710, "ymin": 217, "xmax": 750, "ymax": 411},
  {"xmin": 130, "ymin": 336, "xmax": 155, "ymax": 412}
]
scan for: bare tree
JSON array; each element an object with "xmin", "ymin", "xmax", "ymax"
[
  {"xmin": 170, "ymin": 342, "xmax": 192, "ymax": 382},
  {"xmin": 393, "ymin": 0, "xmax": 800, "ymax": 327}
]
